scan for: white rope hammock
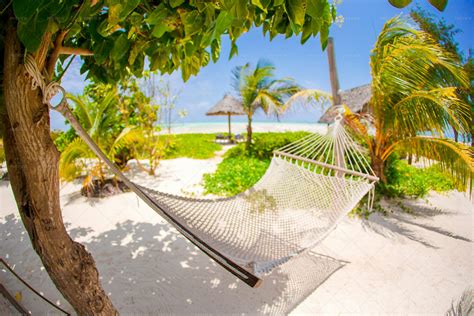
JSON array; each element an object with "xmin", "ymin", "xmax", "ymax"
[{"xmin": 24, "ymin": 55, "xmax": 378, "ymax": 288}]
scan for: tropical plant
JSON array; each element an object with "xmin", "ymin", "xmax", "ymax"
[
  {"xmin": 410, "ymin": 7, "xmax": 473, "ymax": 145},
  {"xmin": 344, "ymin": 17, "xmax": 472, "ymax": 189},
  {"xmin": 60, "ymin": 88, "xmax": 143, "ymax": 191},
  {"xmin": 231, "ymin": 60, "xmax": 300, "ymax": 149},
  {"xmin": 1, "ymin": 0, "xmax": 338, "ymax": 312}
]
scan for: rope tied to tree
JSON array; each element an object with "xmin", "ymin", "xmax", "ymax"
[{"xmin": 24, "ymin": 54, "xmax": 66, "ymax": 111}]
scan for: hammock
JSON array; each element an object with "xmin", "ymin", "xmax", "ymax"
[{"xmin": 25, "ymin": 56, "xmax": 378, "ymax": 288}]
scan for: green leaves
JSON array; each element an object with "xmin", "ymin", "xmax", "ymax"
[
  {"xmin": 286, "ymin": 0, "xmax": 306, "ymax": 32},
  {"xmin": 17, "ymin": 12, "xmax": 49, "ymax": 52},
  {"xmin": 428, "ymin": 0, "xmax": 448, "ymax": 11},
  {"xmin": 10, "ymin": 0, "xmax": 335, "ymax": 81},
  {"xmin": 13, "ymin": 0, "xmax": 77, "ymax": 52},
  {"xmin": 388, "ymin": 0, "xmax": 412, "ymax": 8},
  {"xmin": 111, "ymin": 33, "xmax": 131, "ymax": 62},
  {"xmin": 387, "ymin": 0, "xmax": 448, "ymax": 11}
]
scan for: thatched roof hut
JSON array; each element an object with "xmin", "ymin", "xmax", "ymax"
[
  {"xmin": 206, "ymin": 94, "xmax": 245, "ymax": 116},
  {"xmin": 206, "ymin": 94, "xmax": 245, "ymax": 137},
  {"xmin": 318, "ymin": 84, "xmax": 371, "ymax": 123}
]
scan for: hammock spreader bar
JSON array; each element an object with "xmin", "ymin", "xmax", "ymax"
[{"xmin": 52, "ymin": 88, "xmax": 262, "ymax": 288}]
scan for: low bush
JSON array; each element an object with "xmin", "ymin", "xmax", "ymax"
[
  {"xmin": 204, "ymin": 132, "xmax": 310, "ymax": 196},
  {"xmin": 383, "ymin": 159, "xmax": 457, "ymax": 198},
  {"xmin": 204, "ymin": 156, "xmax": 270, "ymax": 196}
]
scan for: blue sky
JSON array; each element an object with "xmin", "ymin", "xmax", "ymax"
[{"xmin": 53, "ymin": 0, "xmax": 474, "ymax": 130}]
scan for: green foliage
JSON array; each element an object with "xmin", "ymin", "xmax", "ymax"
[
  {"xmin": 410, "ymin": 6, "xmax": 462, "ymax": 59},
  {"xmin": 163, "ymin": 134, "xmax": 222, "ymax": 159},
  {"xmin": 231, "ymin": 60, "xmax": 301, "ymax": 148},
  {"xmin": 59, "ymin": 83, "xmax": 145, "ymax": 184},
  {"xmin": 51, "ymin": 129, "xmax": 77, "ymax": 152},
  {"xmin": 228, "ymin": 132, "xmax": 310, "ymax": 159},
  {"xmin": 345, "ymin": 17, "xmax": 472, "ymax": 188},
  {"xmin": 383, "ymin": 159, "xmax": 458, "ymax": 198},
  {"xmin": 204, "ymin": 132, "xmax": 308, "ymax": 196},
  {"xmin": 388, "ymin": 0, "xmax": 447, "ymax": 11},
  {"xmin": 204, "ymin": 156, "xmax": 270, "ymax": 196},
  {"xmin": 4, "ymin": 0, "xmax": 337, "ymax": 83}
]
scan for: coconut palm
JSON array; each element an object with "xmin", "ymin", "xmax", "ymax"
[
  {"xmin": 345, "ymin": 17, "xmax": 472, "ymax": 188},
  {"xmin": 231, "ymin": 60, "xmax": 300, "ymax": 149},
  {"xmin": 60, "ymin": 88, "xmax": 143, "ymax": 191}
]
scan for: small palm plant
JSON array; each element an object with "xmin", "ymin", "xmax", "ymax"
[
  {"xmin": 60, "ymin": 88, "xmax": 143, "ymax": 193},
  {"xmin": 231, "ymin": 60, "xmax": 300, "ymax": 149},
  {"xmin": 345, "ymin": 17, "xmax": 472, "ymax": 188}
]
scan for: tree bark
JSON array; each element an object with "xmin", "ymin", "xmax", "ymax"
[
  {"xmin": 372, "ymin": 155, "xmax": 387, "ymax": 184},
  {"xmin": 246, "ymin": 115, "xmax": 253, "ymax": 150},
  {"xmin": 3, "ymin": 21, "xmax": 117, "ymax": 315}
]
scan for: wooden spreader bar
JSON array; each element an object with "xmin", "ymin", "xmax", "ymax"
[{"xmin": 273, "ymin": 151, "xmax": 379, "ymax": 182}]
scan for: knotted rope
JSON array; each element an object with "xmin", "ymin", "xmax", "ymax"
[{"xmin": 24, "ymin": 54, "xmax": 67, "ymax": 110}]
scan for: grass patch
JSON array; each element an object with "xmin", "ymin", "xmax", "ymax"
[
  {"xmin": 161, "ymin": 133, "xmax": 222, "ymax": 159},
  {"xmin": 203, "ymin": 132, "xmax": 308, "ymax": 196}
]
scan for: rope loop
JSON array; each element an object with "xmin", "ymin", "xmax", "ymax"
[{"xmin": 24, "ymin": 54, "xmax": 66, "ymax": 110}]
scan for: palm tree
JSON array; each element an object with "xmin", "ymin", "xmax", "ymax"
[
  {"xmin": 231, "ymin": 60, "xmax": 300, "ymax": 149},
  {"xmin": 345, "ymin": 17, "xmax": 472, "ymax": 188},
  {"xmin": 60, "ymin": 88, "xmax": 143, "ymax": 191}
]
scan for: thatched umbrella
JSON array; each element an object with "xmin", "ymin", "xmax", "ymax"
[
  {"xmin": 206, "ymin": 94, "xmax": 245, "ymax": 137},
  {"xmin": 318, "ymin": 84, "xmax": 371, "ymax": 123}
]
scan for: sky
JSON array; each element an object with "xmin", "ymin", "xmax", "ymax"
[{"xmin": 52, "ymin": 0, "xmax": 474, "ymax": 130}]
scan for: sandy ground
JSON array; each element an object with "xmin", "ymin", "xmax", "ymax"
[{"xmin": 0, "ymin": 144, "xmax": 473, "ymax": 314}]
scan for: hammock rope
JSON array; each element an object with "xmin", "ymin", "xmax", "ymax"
[{"xmin": 24, "ymin": 55, "xmax": 378, "ymax": 288}]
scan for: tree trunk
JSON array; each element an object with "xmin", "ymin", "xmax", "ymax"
[
  {"xmin": 246, "ymin": 115, "xmax": 253, "ymax": 150},
  {"xmin": 371, "ymin": 155, "xmax": 387, "ymax": 184},
  {"xmin": 3, "ymin": 22, "xmax": 117, "ymax": 315}
]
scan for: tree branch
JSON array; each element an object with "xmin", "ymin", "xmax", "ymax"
[
  {"xmin": 58, "ymin": 47, "xmax": 94, "ymax": 56},
  {"xmin": 46, "ymin": 30, "xmax": 68, "ymax": 80}
]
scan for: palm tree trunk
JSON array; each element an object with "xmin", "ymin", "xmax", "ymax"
[
  {"xmin": 3, "ymin": 21, "xmax": 117, "ymax": 315},
  {"xmin": 372, "ymin": 155, "xmax": 387, "ymax": 183},
  {"xmin": 246, "ymin": 115, "xmax": 253, "ymax": 150}
]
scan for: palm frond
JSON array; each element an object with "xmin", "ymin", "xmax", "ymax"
[
  {"xmin": 67, "ymin": 94, "xmax": 93, "ymax": 130},
  {"xmin": 284, "ymin": 89, "xmax": 332, "ymax": 112},
  {"xmin": 391, "ymin": 87, "xmax": 471, "ymax": 137},
  {"xmin": 108, "ymin": 126, "xmax": 144, "ymax": 159},
  {"xmin": 59, "ymin": 137, "xmax": 92, "ymax": 181}
]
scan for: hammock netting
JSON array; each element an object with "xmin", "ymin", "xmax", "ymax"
[
  {"xmin": 137, "ymin": 118, "xmax": 377, "ymax": 280},
  {"xmin": 24, "ymin": 56, "xmax": 378, "ymax": 289}
]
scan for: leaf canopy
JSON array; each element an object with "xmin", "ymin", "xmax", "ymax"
[{"xmin": 4, "ymin": 0, "xmax": 337, "ymax": 82}]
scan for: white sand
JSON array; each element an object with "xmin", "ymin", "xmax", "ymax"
[{"xmin": 0, "ymin": 143, "xmax": 473, "ymax": 314}]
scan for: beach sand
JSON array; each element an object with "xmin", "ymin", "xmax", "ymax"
[{"xmin": 0, "ymin": 128, "xmax": 472, "ymax": 314}]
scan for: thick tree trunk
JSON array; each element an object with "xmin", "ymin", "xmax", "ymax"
[
  {"xmin": 246, "ymin": 115, "xmax": 253, "ymax": 150},
  {"xmin": 372, "ymin": 155, "xmax": 387, "ymax": 184},
  {"xmin": 3, "ymin": 23, "xmax": 117, "ymax": 315}
]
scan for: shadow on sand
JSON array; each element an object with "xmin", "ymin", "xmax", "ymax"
[
  {"xmin": 360, "ymin": 197, "xmax": 471, "ymax": 248},
  {"xmin": 1, "ymin": 214, "xmax": 345, "ymax": 314}
]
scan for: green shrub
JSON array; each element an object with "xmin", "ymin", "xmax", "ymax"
[
  {"xmin": 163, "ymin": 133, "xmax": 222, "ymax": 159},
  {"xmin": 204, "ymin": 156, "xmax": 270, "ymax": 196},
  {"xmin": 383, "ymin": 159, "xmax": 457, "ymax": 198},
  {"xmin": 52, "ymin": 129, "xmax": 77, "ymax": 152},
  {"xmin": 226, "ymin": 132, "xmax": 310, "ymax": 160},
  {"xmin": 204, "ymin": 132, "xmax": 311, "ymax": 196}
]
